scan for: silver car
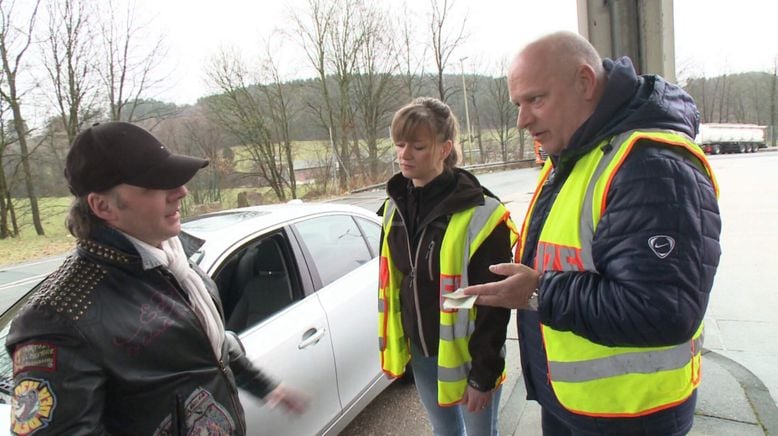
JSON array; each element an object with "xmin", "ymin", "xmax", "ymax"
[{"xmin": 0, "ymin": 202, "xmax": 390, "ymax": 435}]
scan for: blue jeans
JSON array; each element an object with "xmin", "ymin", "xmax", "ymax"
[{"xmin": 410, "ymin": 342, "xmax": 501, "ymax": 436}]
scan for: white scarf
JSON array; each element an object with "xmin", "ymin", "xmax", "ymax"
[{"xmin": 127, "ymin": 235, "xmax": 225, "ymax": 357}]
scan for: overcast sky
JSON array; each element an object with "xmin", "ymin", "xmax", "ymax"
[{"xmin": 134, "ymin": 0, "xmax": 778, "ymax": 105}]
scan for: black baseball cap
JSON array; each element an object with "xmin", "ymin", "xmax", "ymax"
[{"xmin": 65, "ymin": 122, "xmax": 209, "ymax": 196}]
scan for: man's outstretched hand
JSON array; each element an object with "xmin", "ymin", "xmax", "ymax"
[{"xmin": 463, "ymin": 263, "xmax": 541, "ymax": 309}]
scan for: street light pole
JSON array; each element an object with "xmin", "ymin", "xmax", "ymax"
[{"xmin": 459, "ymin": 57, "xmax": 473, "ymax": 165}]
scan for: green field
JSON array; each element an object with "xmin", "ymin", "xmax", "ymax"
[{"xmin": 0, "ymin": 197, "xmax": 76, "ymax": 266}]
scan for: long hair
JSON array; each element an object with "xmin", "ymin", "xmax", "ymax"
[
  {"xmin": 390, "ymin": 97, "xmax": 462, "ymax": 170},
  {"xmin": 66, "ymin": 196, "xmax": 104, "ymax": 239}
]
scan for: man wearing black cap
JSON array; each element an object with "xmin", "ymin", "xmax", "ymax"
[{"xmin": 6, "ymin": 122, "xmax": 308, "ymax": 435}]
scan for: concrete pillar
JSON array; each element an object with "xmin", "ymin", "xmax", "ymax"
[{"xmin": 577, "ymin": 0, "xmax": 676, "ymax": 81}]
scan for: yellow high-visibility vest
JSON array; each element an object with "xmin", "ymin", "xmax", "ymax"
[
  {"xmin": 518, "ymin": 129, "xmax": 719, "ymax": 417},
  {"xmin": 378, "ymin": 196, "xmax": 517, "ymax": 405}
]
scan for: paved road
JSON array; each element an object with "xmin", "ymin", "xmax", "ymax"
[
  {"xmin": 0, "ymin": 256, "xmax": 66, "ymax": 312},
  {"xmin": 702, "ymin": 152, "xmax": 778, "ymax": 406}
]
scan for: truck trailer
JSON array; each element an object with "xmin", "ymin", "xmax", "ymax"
[{"xmin": 695, "ymin": 123, "xmax": 766, "ymax": 154}]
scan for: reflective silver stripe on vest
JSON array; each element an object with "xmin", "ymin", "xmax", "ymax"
[
  {"xmin": 437, "ymin": 198, "xmax": 502, "ymax": 383},
  {"xmin": 438, "ymin": 362, "xmax": 471, "ymax": 382},
  {"xmin": 459, "ymin": 197, "xmax": 503, "ymax": 288},
  {"xmin": 439, "ymin": 309, "xmax": 475, "ymax": 341},
  {"xmin": 548, "ymin": 336, "xmax": 703, "ymax": 383},
  {"xmin": 383, "ymin": 200, "xmax": 397, "ymax": 229},
  {"xmin": 578, "ymin": 131, "xmax": 633, "ymax": 272},
  {"xmin": 378, "ymin": 298, "xmax": 385, "ymax": 313}
]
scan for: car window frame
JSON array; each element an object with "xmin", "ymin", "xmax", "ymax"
[
  {"xmin": 289, "ymin": 213, "xmax": 373, "ymax": 292},
  {"xmin": 354, "ymin": 216, "xmax": 381, "ymax": 259}
]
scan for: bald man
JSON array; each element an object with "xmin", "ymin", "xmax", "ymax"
[{"xmin": 464, "ymin": 31, "xmax": 721, "ymax": 435}]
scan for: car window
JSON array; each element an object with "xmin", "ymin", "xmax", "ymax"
[
  {"xmin": 213, "ymin": 233, "xmax": 301, "ymax": 333},
  {"xmin": 294, "ymin": 215, "xmax": 372, "ymax": 287},
  {"xmin": 356, "ymin": 217, "xmax": 381, "ymax": 258}
]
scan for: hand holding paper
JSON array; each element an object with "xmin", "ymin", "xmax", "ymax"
[{"xmin": 442, "ymin": 288, "xmax": 477, "ymax": 310}]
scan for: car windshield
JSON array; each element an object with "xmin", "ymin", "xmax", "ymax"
[{"xmin": 182, "ymin": 210, "xmax": 269, "ymax": 232}]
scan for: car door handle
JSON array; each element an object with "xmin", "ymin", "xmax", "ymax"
[{"xmin": 298, "ymin": 327, "xmax": 326, "ymax": 349}]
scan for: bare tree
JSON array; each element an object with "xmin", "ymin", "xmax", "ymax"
[
  {"xmin": 292, "ymin": 0, "xmax": 345, "ymax": 189},
  {"xmin": 396, "ymin": 0, "xmax": 426, "ymax": 100},
  {"xmin": 97, "ymin": 0, "xmax": 167, "ymax": 122},
  {"xmin": 0, "ymin": 100, "xmax": 18, "ymax": 238},
  {"xmin": 205, "ymin": 47, "xmax": 289, "ymax": 201},
  {"xmin": 258, "ymin": 38, "xmax": 298, "ymax": 198},
  {"xmin": 323, "ymin": 0, "xmax": 368, "ymax": 190},
  {"xmin": 293, "ymin": 0, "xmax": 368, "ymax": 191},
  {"xmin": 462, "ymin": 64, "xmax": 484, "ymax": 163},
  {"xmin": 42, "ymin": 0, "xmax": 100, "ymax": 147},
  {"xmin": 485, "ymin": 60, "xmax": 517, "ymax": 162},
  {"xmin": 352, "ymin": 1, "xmax": 400, "ymax": 182},
  {"xmin": 428, "ymin": 0, "xmax": 467, "ymax": 102},
  {"xmin": 0, "ymin": 0, "xmax": 44, "ymax": 235}
]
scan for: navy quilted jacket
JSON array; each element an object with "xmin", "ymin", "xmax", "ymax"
[{"xmin": 517, "ymin": 57, "xmax": 722, "ymax": 434}]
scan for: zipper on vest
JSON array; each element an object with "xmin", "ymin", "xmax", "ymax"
[
  {"xmin": 394, "ymin": 210, "xmax": 431, "ymax": 357},
  {"xmin": 413, "ymin": 227, "xmax": 430, "ymax": 357}
]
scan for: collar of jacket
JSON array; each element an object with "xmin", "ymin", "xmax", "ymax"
[
  {"xmin": 386, "ymin": 168, "xmax": 484, "ymax": 231},
  {"xmin": 82, "ymin": 224, "xmax": 203, "ymax": 266}
]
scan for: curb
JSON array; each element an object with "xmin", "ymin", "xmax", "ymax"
[
  {"xmin": 498, "ymin": 368, "xmax": 526, "ymax": 435},
  {"xmin": 703, "ymin": 349, "xmax": 778, "ymax": 435}
]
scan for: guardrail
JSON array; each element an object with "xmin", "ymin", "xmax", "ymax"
[{"xmin": 349, "ymin": 159, "xmax": 536, "ymax": 194}]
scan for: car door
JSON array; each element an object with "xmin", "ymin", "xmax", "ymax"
[
  {"xmin": 210, "ymin": 229, "xmax": 340, "ymax": 436},
  {"xmin": 292, "ymin": 214, "xmax": 384, "ymax": 415}
]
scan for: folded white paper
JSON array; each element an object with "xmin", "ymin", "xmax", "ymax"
[{"xmin": 442, "ymin": 288, "xmax": 477, "ymax": 310}]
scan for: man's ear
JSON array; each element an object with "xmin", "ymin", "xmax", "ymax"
[
  {"xmin": 576, "ymin": 64, "xmax": 598, "ymax": 100},
  {"xmin": 87, "ymin": 192, "xmax": 116, "ymax": 222}
]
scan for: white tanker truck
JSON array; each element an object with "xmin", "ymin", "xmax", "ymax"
[{"xmin": 695, "ymin": 123, "xmax": 766, "ymax": 154}]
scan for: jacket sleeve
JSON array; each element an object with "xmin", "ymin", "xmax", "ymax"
[
  {"xmin": 466, "ymin": 221, "xmax": 513, "ymax": 391},
  {"xmin": 225, "ymin": 331, "xmax": 279, "ymax": 399},
  {"xmin": 6, "ymin": 310, "xmax": 110, "ymax": 435},
  {"xmin": 537, "ymin": 142, "xmax": 721, "ymax": 347}
]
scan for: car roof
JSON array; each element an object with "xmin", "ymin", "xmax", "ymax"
[{"xmin": 181, "ymin": 201, "xmax": 380, "ymax": 270}]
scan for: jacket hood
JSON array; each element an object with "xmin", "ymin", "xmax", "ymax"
[{"xmin": 565, "ymin": 57, "xmax": 700, "ymax": 158}]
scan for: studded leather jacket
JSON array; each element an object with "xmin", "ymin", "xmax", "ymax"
[{"xmin": 5, "ymin": 226, "xmax": 277, "ymax": 435}]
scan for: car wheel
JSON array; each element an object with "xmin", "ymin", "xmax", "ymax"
[
  {"xmin": 713, "ymin": 145, "xmax": 721, "ymax": 155},
  {"xmin": 739, "ymin": 144, "xmax": 746, "ymax": 153}
]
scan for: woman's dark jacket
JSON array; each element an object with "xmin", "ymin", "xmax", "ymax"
[
  {"xmin": 5, "ymin": 225, "xmax": 276, "ymax": 435},
  {"xmin": 518, "ymin": 57, "xmax": 722, "ymax": 434},
  {"xmin": 380, "ymin": 167, "xmax": 513, "ymax": 391}
]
